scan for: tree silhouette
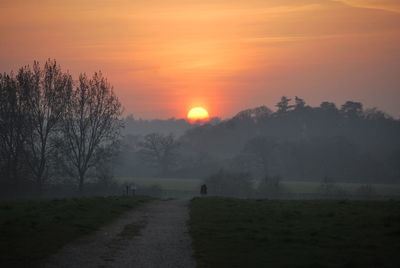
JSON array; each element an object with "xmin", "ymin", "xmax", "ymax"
[
  {"xmin": 294, "ymin": 96, "xmax": 306, "ymax": 110},
  {"xmin": 275, "ymin": 96, "xmax": 294, "ymax": 114},
  {"xmin": 58, "ymin": 72, "xmax": 123, "ymax": 193},
  {"xmin": 138, "ymin": 133, "xmax": 180, "ymax": 176},
  {"xmin": 341, "ymin": 101, "xmax": 363, "ymax": 118},
  {"xmin": 0, "ymin": 73, "xmax": 30, "ymax": 194},
  {"xmin": 17, "ymin": 60, "xmax": 73, "ymax": 195},
  {"xmin": 319, "ymin": 101, "xmax": 338, "ymax": 113}
]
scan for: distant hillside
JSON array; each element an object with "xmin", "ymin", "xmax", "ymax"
[{"xmin": 179, "ymin": 97, "xmax": 400, "ymax": 182}]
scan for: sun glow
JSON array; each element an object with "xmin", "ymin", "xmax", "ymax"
[{"xmin": 187, "ymin": 107, "xmax": 210, "ymax": 122}]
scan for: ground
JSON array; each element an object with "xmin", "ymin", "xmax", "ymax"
[
  {"xmin": 189, "ymin": 197, "xmax": 400, "ymax": 268},
  {"xmin": 0, "ymin": 196, "xmax": 150, "ymax": 267},
  {"xmin": 3, "ymin": 195, "xmax": 400, "ymax": 268},
  {"xmin": 42, "ymin": 199, "xmax": 195, "ymax": 268}
]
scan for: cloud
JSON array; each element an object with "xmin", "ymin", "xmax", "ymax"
[{"xmin": 334, "ymin": 0, "xmax": 400, "ymax": 13}]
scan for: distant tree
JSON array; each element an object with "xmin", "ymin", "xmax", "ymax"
[
  {"xmin": 234, "ymin": 106, "xmax": 272, "ymax": 120},
  {"xmin": 319, "ymin": 101, "xmax": 338, "ymax": 112},
  {"xmin": 275, "ymin": 96, "xmax": 294, "ymax": 114},
  {"xmin": 177, "ymin": 151, "xmax": 220, "ymax": 178},
  {"xmin": 364, "ymin": 108, "xmax": 390, "ymax": 120},
  {"xmin": 58, "ymin": 72, "xmax": 123, "ymax": 193},
  {"xmin": 341, "ymin": 101, "xmax": 363, "ymax": 118},
  {"xmin": 138, "ymin": 133, "xmax": 180, "ymax": 176},
  {"xmin": 294, "ymin": 96, "xmax": 306, "ymax": 110},
  {"xmin": 239, "ymin": 136, "xmax": 278, "ymax": 177},
  {"xmin": 17, "ymin": 60, "xmax": 73, "ymax": 195},
  {"xmin": 207, "ymin": 117, "xmax": 222, "ymax": 125}
]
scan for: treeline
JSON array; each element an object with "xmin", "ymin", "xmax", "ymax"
[
  {"xmin": 122, "ymin": 115, "xmax": 192, "ymax": 137},
  {"xmin": 121, "ymin": 114, "xmax": 222, "ymax": 137},
  {"xmin": 181, "ymin": 97, "xmax": 400, "ymax": 182},
  {"xmin": 0, "ymin": 60, "xmax": 123, "ymax": 197},
  {"xmin": 118, "ymin": 96, "xmax": 400, "ymax": 183}
]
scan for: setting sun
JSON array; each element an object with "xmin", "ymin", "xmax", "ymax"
[{"xmin": 187, "ymin": 107, "xmax": 209, "ymax": 122}]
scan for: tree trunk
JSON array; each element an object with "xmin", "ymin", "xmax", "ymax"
[
  {"xmin": 36, "ymin": 178, "xmax": 43, "ymax": 197},
  {"xmin": 12, "ymin": 157, "xmax": 20, "ymax": 195},
  {"xmin": 78, "ymin": 171, "xmax": 85, "ymax": 195}
]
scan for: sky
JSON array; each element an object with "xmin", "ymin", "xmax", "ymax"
[{"xmin": 1, "ymin": 0, "xmax": 400, "ymax": 119}]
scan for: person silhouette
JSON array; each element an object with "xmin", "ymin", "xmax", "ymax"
[{"xmin": 200, "ymin": 184, "xmax": 207, "ymax": 196}]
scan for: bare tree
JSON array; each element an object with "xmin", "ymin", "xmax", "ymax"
[
  {"xmin": 17, "ymin": 60, "xmax": 73, "ymax": 195},
  {"xmin": 0, "ymin": 73, "xmax": 30, "ymax": 194},
  {"xmin": 138, "ymin": 133, "xmax": 180, "ymax": 176},
  {"xmin": 59, "ymin": 72, "xmax": 123, "ymax": 193}
]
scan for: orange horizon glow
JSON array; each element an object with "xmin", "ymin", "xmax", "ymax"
[{"xmin": 1, "ymin": 0, "xmax": 400, "ymax": 119}]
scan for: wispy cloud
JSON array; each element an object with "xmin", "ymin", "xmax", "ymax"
[{"xmin": 334, "ymin": 0, "xmax": 400, "ymax": 13}]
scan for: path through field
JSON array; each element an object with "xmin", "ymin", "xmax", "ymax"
[{"xmin": 42, "ymin": 199, "xmax": 196, "ymax": 268}]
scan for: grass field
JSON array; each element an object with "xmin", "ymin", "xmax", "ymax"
[
  {"xmin": 282, "ymin": 181, "xmax": 400, "ymax": 196},
  {"xmin": 0, "ymin": 196, "xmax": 150, "ymax": 267},
  {"xmin": 189, "ymin": 197, "xmax": 400, "ymax": 268},
  {"xmin": 117, "ymin": 177, "xmax": 400, "ymax": 198}
]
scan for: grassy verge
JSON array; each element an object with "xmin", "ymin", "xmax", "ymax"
[
  {"xmin": 0, "ymin": 196, "xmax": 151, "ymax": 267},
  {"xmin": 189, "ymin": 197, "xmax": 400, "ymax": 268}
]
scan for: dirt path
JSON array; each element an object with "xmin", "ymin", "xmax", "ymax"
[{"xmin": 41, "ymin": 199, "xmax": 196, "ymax": 268}]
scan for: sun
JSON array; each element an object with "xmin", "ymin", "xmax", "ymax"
[{"xmin": 187, "ymin": 107, "xmax": 209, "ymax": 122}]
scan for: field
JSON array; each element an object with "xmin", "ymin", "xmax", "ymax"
[
  {"xmin": 189, "ymin": 197, "xmax": 400, "ymax": 268},
  {"xmin": 117, "ymin": 177, "xmax": 400, "ymax": 198},
  {"xmin": 282, "ymin": 181, "xmax": 400, "ymax": 196},
  {"xmin": 0, "ymin": 196, "xmax": 150, "ymax": 267}
]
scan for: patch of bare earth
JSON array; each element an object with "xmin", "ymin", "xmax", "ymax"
[{"xmin": 41, "ymin": 199, "xmax": 196, "ymax": 268}]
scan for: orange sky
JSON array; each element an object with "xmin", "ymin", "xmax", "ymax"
[{"xmin": 1, "ymin": 0, "xmax": 400, "ymax": 118}]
